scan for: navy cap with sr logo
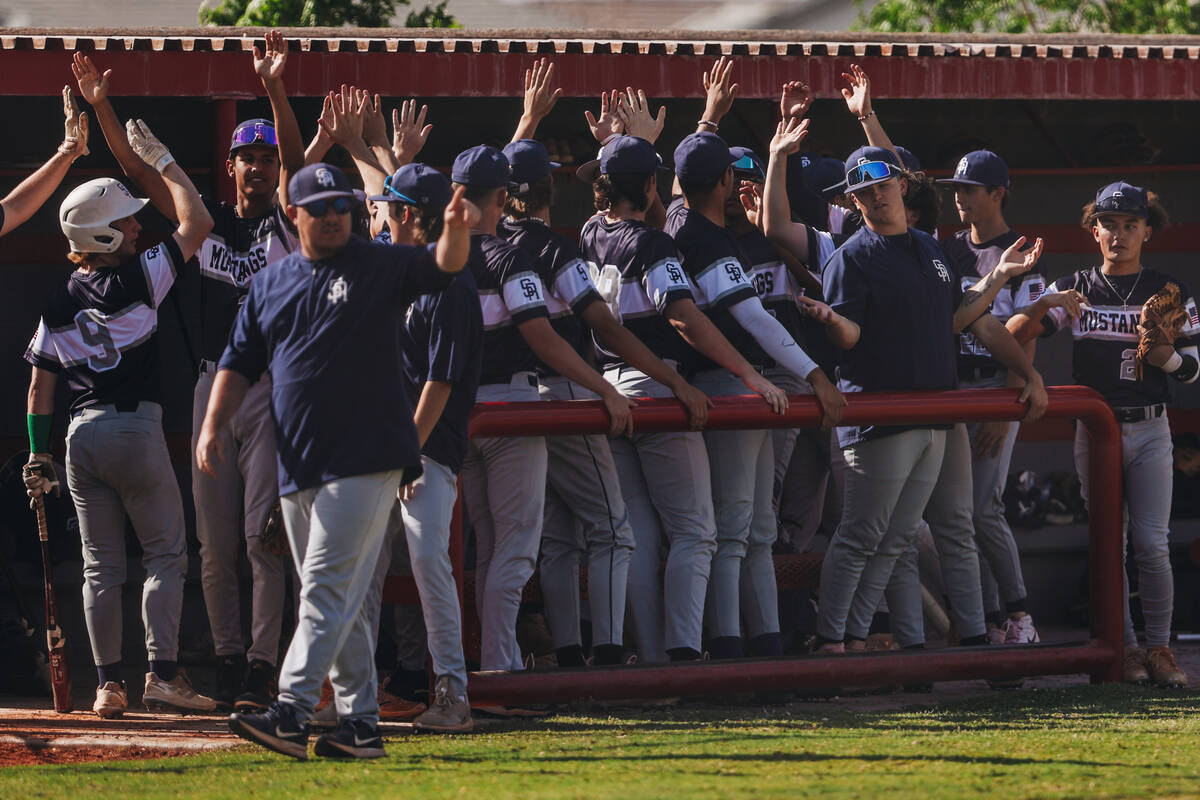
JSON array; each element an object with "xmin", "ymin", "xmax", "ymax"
[
  {"xmin": 936, "ymin": 150, "xmax": 1010, "ymax": 188},
  {"xmin": 288, "ymin": 163, "xmax": 366, "ymax": 206},
  {"xmin": 368, "ymin": 163, "xmax": 452, "ymax": 212},
  {"xmin": 674, "ymin": 132, "xmax": 738, "ymax": 188},
  {"xmin": 451, "ymin": 145, "xmax": 512, "ymax": 188},
  {"xmin": 1090, "ymin": 181, "xmax": 1149, "ymax": 219},
  {"xmin": 503, "ymin": 139, "xmax": 561, "ymax": 192},
  {"xmin": 575, "ymin": 135, "xmax": 667, "ymax": 183},
  {"xmin": 833, "ymin": 146, "xmax": 902, "ymax": 194}
]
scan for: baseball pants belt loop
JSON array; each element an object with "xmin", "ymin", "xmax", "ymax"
[
  {"xmin": 199, "ymin": 358, "xmax": 219, "ymax": 375},
  {"xmin": 1112, "ymin": 403, "xmax": 1165, "ymax": 424}
]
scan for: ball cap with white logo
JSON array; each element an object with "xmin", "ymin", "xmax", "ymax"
[
  {"xmin": 1089, "ymin": 181, "xmax": 1149, "ymax": 220},
  {"xmin": 936, "ymin": 150, "xmax": 1010, "ymax": 188},
  {"xmin": 288, "ymin": 162, "xmax": 366, "ymax": 206}
]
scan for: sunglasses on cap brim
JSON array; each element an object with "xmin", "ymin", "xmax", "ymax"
[
  {"xmin": 731, "ymin": 154, "xmax": 764, "ymax": 177},
  {"xmin": 1092, "ymin": 195, "xmax": 1148, "ymax": 218},
  {"xmin": 381, "ymin": 175, "xmax": 418, "ymax": 205},
  {"xmin": 845, "ymin": 161, "xmax": 896, "ymax": 189},
  {"xmin": 301, "ymin": 196, "xmax": 355, "ymax": 216},
  {"xmin": 231, "ymin": 123, "xmax": 279, "ymax": 149}
]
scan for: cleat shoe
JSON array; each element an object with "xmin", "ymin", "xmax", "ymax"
[
  {"xmin": 144, "ymin": 671, "xmax": 218, "ymax": 713},
  {"xmin": 313, "ymin": 718, "xmax": 386, "ymax": 759},
  {"xmin": 229, "ymin": 702, "xmax": 309, "ymax": 760},
  {"xmin": 986, "ymin": 623, "xmax": 1006, "ymax": 646},
  {"xmin": 413, "ymin": 676, "xmax": 473, "ymax": 734},
  {"xmin": 234, "ymin": 659, "xmax": 276, "ymax": 713},
  {"xmin": 1002, "ymin": 613, "xmax": 1040, "ymax": 644},
  {"xmin": 212, "ymin": 654, "xmax": 245, "ymax": 710},
  {"xmin": 1146, "ymin": 646, "xmax": 1188, "ymax": 688},
  {"xmin": 93, "ymin": 681, "xmax": 127, "ymax": 719},
  {"xmin": 1124, "ymin": 646, "xmax": 1150, "ymax": 685},
  {"xmin": 378, "ymin": 686, "xmax": 426, "ymax": 721}
]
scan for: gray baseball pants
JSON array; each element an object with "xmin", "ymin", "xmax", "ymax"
[
  {"xmin": 277, "ymin": 468, "xmax": 404, "ymax": 725},
  {"xmin": 461, "ymin": 375, "xmax": 547, "ymax": 671},
  {"xmin": 537, "ymin": 376, "xmax": 634, "ymax": 651},
  {"xmin": 692, "ymin": 368, "xmax": 780, "ymax": 641},
  {"xmin": 66, "ymin": 402, "xmax": 187, "ymax": 667},
  {"xmin": 192, "ymin": 365, "xmax": 288, "ymax": 665},
  {"xmin": 1075, "ymin": 413, "xmax": 1174, "ymax": 648},
  {"xmin": 769, "ymin": 368, "xmax": 832, "ymax": 553},
  {"xmin": 604, "ymin": 366, "xmax": 717, "ymax": 662},
  {"xmin": 962, "ymin": 374, "xmax": 1028, "ymax": 616}
]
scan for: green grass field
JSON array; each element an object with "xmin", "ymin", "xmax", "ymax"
[{"xmin": 3, "ymin": 685, "xmax": 1198, "ymax": 799}]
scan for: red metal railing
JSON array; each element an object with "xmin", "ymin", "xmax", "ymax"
[{"xmin": 405, "ymin": 387, "xmax": 1123, "ymax": 703}]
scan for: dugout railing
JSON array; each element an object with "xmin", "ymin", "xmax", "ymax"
[{"xmin": 388, "ymin": 386, "xmax": 1124, "ymax": 703}]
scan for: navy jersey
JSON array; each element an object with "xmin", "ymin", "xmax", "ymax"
[
  {"xmin": 470, "ymin": 232, "xmax": 549, "ymax": 384},
  {"xmin": 25, "ymin": 239, "xmax": 184, "ymax": 413},
  {"xmin": 219, "ymin": 235, "xmax": 452, "ymax": 495},
  {"xmin": 194, "ymin": 197, "xmax": 298, "ymax": 362},
  {"xmin": 942, "ymin": 228, "xmax": 1045, "ymax": 372},
  {"xmin": 579, "ymin": 213, "xmax": 695, "ymax": 371},
  {"xmin": 402, "ymin": 260, "xmax": 483, "ymax": 474},
  {"xmin": 1042, "ymin": 267, "xmax": 1200, "ymax": 407},
  {"xmin": 664, "ymin": 198, "xmax": 765, "ymax": 372},
  {"xmin": 499, "ymin": 217, "xmax": 602, "ymax": 375},
  {"xmin": 824, "ymin": 226, "xmax": 962, "ymax": 447}
]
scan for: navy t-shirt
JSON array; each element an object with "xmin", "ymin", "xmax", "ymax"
[
  {"xmin": 499, "ymin": 217, "xmax": 602, "ymax": 375},
  {"xmin": 220, "ymin": 235, "xmax": 453, "ymax": 495},
  {"xmin": 824, "ymin": 226, "xmax": 961, "ymax": 447},
  {"xmin": 579, "ymin": 213, "xmax": 695, "ymax": 372},
  {"xmin": 402, "ymin": 258, "xmax": 483, "ymax": 474},
  {"xmin": 664, "ymin": 198, "xmax": 766, "ymax": 373},
  {"xmin": 470, "ymin": 232, "xmax": 549, "ymax": 384},
  {"xmin": 26, "ymin": 239, "xmax": 184, "ymax": 413}
]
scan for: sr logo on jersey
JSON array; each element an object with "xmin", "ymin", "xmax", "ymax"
[
  {"xmin": 723, "ymin": 262, "xmax": 744, "ymax": 283},
  {"xmin": 520, "ymin": 277, "xmax": 541, "ymax": 301},
  {"xmin": 665, "ymin": 262, "xmax": 685, "ymax": 285},
  {"xmin": 932, "ymin": 259, "xmax": 951, "ymax": 282},
  {"xmin": 327, "ymin": 276, "xmax": 349, "ymax": 304}
]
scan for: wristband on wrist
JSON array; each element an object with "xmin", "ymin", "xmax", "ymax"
[
  {"xmin": 697, "ymin": 119, "xmax": 719, "ymax": 130},
  {"xmin": 27, "ymin": 413, "xmax": 52, "ymax": 454},
  {"xmin": 154, "ymin": 152, "xmax": 176, "ymax": 174},
  {"xmin": 1161, "ymin": 351, "xmax": 1184, "ymax": 373},
  {"xmin": 856, "ymin": 110, "xmax": 876, "ymax": 122}
]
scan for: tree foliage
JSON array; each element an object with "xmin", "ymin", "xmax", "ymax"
[
  {"xmin": 199, "ymin": 0, "xmax": 460, "ymax": 28},
  {"xmin": 854, "ymin": 0, "xmax": 1200, "ymax": 35}
]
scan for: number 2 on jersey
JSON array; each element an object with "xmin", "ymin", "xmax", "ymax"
[{"xmin": 1120, "ymin": 348, "xmax": 1138, "ymax": 382}]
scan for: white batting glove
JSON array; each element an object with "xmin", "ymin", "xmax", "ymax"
[
  {"xmin": 22, "ymin": 453, "xmax": 60, "ymax": 509},
  {"xmin": 126, "ymin": 118, "xmax": 175, "ymax": 173}
]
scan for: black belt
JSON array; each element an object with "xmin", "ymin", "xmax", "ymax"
[
  {"xmin": 114, "ymin": 399, "xmax": 140, "ymax": 412},
  {"xmin": 480, "ymin": 373, "xmax": 538, "ymax": 388},
  {"xmin": 1112, "ymin": 403, "xmax": 1165, "ymax": 423},
  {"xmin": 958, "ymin": 364, "xmax": 1001, "ymax": 383}
]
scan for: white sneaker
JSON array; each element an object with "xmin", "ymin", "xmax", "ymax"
[
  {"xmin": 143, "ymin": 671, "xmax": 218, "ymax": 713},
  {"xmin": 94, "ymin": 681, "xmax": 128, "ymax": 718},
  {"xmin": 1002, "ymin": 613, "xmax": 1040, "ymax": 644}
]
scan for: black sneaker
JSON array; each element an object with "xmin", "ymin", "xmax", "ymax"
[
  {"xmin": 313, "ymin": 718, "xmax": 386, "ymax": 759},
  {"xmin": 234, "ymin": 659, "xmax": 276, "ymax": 713},
  {"xmin": 213, "ymin": 654, "xmax": 246, "ymax": 710},
  {"xmin": 229, "ymin": 702, "xmax": 309, "ymax": 760}
]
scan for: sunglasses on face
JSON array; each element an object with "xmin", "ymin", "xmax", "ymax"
[
  {"xmin": 301, "ymin": 196, "xmax": 354, "ymax": 217},
  {"xmin": 846, "ymin": 161, "xmax": 895, "ymax": 187},
  {"xmin": 232, "ymin": 123, "xmax": 279, "ymax": 148}
]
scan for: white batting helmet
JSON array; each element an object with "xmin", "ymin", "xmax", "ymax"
[{"xmin": 59, "ymin": 177, "xmax": 148, "ymax": 254}]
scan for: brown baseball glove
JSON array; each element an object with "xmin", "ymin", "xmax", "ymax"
[
  {"xmin": 260, "ymin": 501, "xmax": 289, "ymax": 558},
  {"xmin": 1136, "ymin": 282, "xmax": 1188, "ymax": 379}
]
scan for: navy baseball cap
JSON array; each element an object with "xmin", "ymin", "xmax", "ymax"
[
  {"xmin": 229, "ymin": 118, "xmax": 277, "ymax": 155},
  {"xmin": 894, "ymin": 145, "xmax": 922, "ymax": 172},
  {"xmin": 451, "ymin": 145, "xmax": 511, "ymax": 188},
  {"xmin": 675, "ymin": 132, "xmax": 738, "ymax": 188},
  {"xmin": 288, "ymin": 163, "xmax": 366, "ymax": 206},
  {"xmin": 1090, "ymin": 181, "xmax": 1149, "ymax": 219},
  {"xmin": 833, "ymin": 146, "xmax": 902, "ymax": 194},
  {"xmin": 503, "ymin": 139, "xmax": 560, "ymax": 192},
  {"xmin": 368, "ymin": 163, "xmax": 452, "ymax": 212},
  {"xmin": 730, "ymin": 146, "xmax": 766, "ymax": 182},
  {"xmin": 576, "ymin": 136, "xmax": 665, "ymax": 183},
  {"xmin": 937, "ymin": 150, "xmax": 1010, "ymax": 188},
  {"xmin": 798, "ymin": 155, "xmax": 846, "ymax": 201}
]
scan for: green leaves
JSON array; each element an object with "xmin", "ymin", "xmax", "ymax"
[
  {"xmin": 198, "ymin": 0, "xmax": 459, "ymax": 28},
  {"xmin": 853, "ymin": 0, "xmax": 1200, "ymax": 34}
]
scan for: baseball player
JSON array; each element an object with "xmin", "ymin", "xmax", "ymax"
[
  {"xmin": 72, "ymin": 33, "xmax": 305, "ymax": 711},
  {"xmin": 452, "ymin": 145, "xmax": 636, "ymax": 681},
  {"xmin": 807, "ymin": 145, "xmax": 1047, "ymax": 653},
  {"xmin": 577, "ymin": 132, "xmax": 790, "ymax": 663},
  {"xmin": 1008, "ymin": 182, "xmax": 1198, "ymax": 687},
  {"xmin": 22, "ymin": 122, "xmax": 216, "ymax": 718},
  {"xmin": 1, "ymin": 87, "xmax": 89, "ymax": 236},
  {"xmin": 937, "ymin": 150, "xmax": 1045, "ymax": 646},
  {"xmin": 364, "ymin": 161, "xmax": 481, "ymax": 731},
  {"xmin": 200, "ymin": 162, "xmax": 477, "ymax": 759}
]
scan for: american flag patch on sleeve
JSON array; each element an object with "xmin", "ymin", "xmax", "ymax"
[{"xmin": 1028, "ymin": 280, "xmax": 1044, "ymax": 302}]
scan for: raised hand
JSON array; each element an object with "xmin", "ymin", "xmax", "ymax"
[
  {"xmin": 738, "ymin": 180, "xmax": 762, "ymax": 228},
  {"xmin": 59, "ymin": 86, "xmax": 89, "ymax": 159},
  {"xmin": 522, "ymin": 57, "xmax": 563, "ymax": 125},
  {"xmin": 361, "ymin": 92, "xmax": 388, "ymax": 147},
  {"xmin": 71, "ymin": 52, "xmax": 110, "ymax": 106},
  {"xmin": 319, "ymin": 85, "xmax": 364, "ymax": 145},
  {"xmin": 780, "ymin": 80, "xmax": 813, "ymax": 120},
  {"xmin": 443, "ymin": 184, "xmax": 480, "ymax": 232},
  {"xmin": 125, "ymin": 118, "xmax": 174, "ymax": 172},
  {"xmin": 769, "ymin": 116, "xmax": 811, "ymax": 158},
  {"xmin": 841, "ymin": 63, "xmax": 872, "ymax": 119},
  {"xmin": 392, "ymin": 99, "xmax": 432, "ymax": 165},
  {"xmin": 584, "ymin": 90, "xmax": 625, "ymax": 143},
  {"xmin": 616, "ymin": 87, "xmax": 666, "ymax": 144},
  {"xmin": 701, "ymin": 56, "xmax": 738, "ymax": 125},
  {"xmin": 997, "ymin": 236, "xmax": 1044, "ymax": 280},
  {"xmin": 253, "ymin": 30, "xmax": 288, "ymax": 84}
]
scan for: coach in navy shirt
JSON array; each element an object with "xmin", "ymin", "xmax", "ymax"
[{"xmin": 196, "ymin": 163, "xmax": 477, "ymax": 760}]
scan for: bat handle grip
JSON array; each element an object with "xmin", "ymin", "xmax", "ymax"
[{"xmin": 34, "ymin": 495, "xmax": 49, "ymax": 543}]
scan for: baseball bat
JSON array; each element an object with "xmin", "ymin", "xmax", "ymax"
[{"xmin": 34, "ymin": 496, "xmax": 72, "ymax": 713}]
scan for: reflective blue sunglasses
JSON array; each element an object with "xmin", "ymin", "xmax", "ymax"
[
  {"xmin": 302, "ymin": 196, "xmax": 355, "ymax": 217},
  {"xmin": 846, "ymin": 161, "xmax": 895, "ymax": 188}
]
